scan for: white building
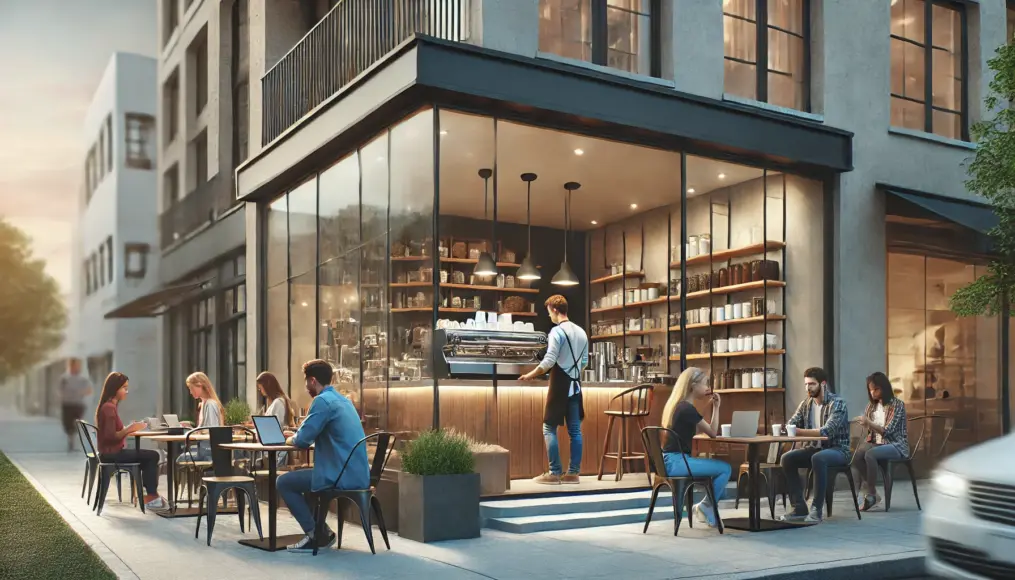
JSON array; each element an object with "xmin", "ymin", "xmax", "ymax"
[{"xmin": 74, "ymin": 52, "xmax": 161, "ymax": 420}]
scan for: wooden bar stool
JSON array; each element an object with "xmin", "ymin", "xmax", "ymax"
[{"xmin": 597, "ymin": 384, "xmax": 654, "ymax": 483}]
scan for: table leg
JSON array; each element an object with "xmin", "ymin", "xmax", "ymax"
[
  {"xmin": 167, "ymin": 441, "xmax": 177, "ymax": 513},
  {"xmin": 268, "ymin": 453, "xmax": 277, "ymax": 550},
  {"xmin": 722, "ymin": 442, "xmax": 809, "ymax": 532}
]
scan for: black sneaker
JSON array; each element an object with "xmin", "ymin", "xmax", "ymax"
[{"xmin": 286, "ymin": 530, "xmax": 336, "ymax": 553}]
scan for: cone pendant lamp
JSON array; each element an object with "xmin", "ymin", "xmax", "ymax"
[
  {"xmin": 517, "ymin": 172, "xmax": 541, "ymax": 281},
  {"xmin": 551, "ymin": 181, "xmax": 580, "ymax": 286},
  {"xmin": 474, "ymin": 168, "xmax": 497, "ymax": 277}
]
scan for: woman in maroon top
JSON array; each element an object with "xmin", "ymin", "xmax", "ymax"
[{"xmin": 95, "ymin": 372, "xmax": 167, "ymax": 510}]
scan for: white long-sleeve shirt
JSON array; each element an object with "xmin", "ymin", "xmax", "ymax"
[{"xmin": 536, "ymin": 321, "xmax": 589, "ymax": 396}]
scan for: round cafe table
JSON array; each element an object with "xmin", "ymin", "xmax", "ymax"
[
  {"xmin": 220, "ymin": 442, "xmax": 304, "ymax": 552},
  {"xmin": 694, "ymin": 434, "xmax": 827, "ymax": 532}
]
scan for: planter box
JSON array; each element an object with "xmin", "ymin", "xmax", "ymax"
[
  {"xmin": 473, "ymin": 450, "xmax": 510, "ymax": 496},
  {"xmin": 398, "ymin": 472, "xmax": 480, "ymax": 543}
]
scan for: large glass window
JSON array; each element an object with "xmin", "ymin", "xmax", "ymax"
[
  {"xmin": 724, "ymin": 0, "xmax": 809, "ymax": 111},
  {"xmin": 288, "ymin": 178, "xmax": 318, "ymax": 411},
  {"xmin": 539, "ymin": 0, "xmax": 658, "ymax": 77},
  {"xmin": 890, "ymin": 0, "xmax": 966, "ymax": 140},
  {"xmin": 359, "ymin": 134, "xmax": 389, "ymax": 432}
]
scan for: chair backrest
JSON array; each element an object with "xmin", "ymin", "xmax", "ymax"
[
  {"xmin": 640, "ymin": 426, "xmax": 695, "ymax": 480},
  {"xmin": 908, "ymin": 414, "xmax": 954, "ymax": 460},
  {"xmin": 182, "ymin": 426, "xmax": 211, "ymax": 462},
  {"xmin": 76, "ymin": 420, "xmax": 98, "ymax": 459},
  {"xmin": 332, "ymin": 431, "xmax": 396, "ymax": 490},
  {"xmin": 611, "ymin": 384, "xmax": 654, "ymax": 416},
  {"xmin": 208, "ymin": 426, "xmax": 235, "ymax": 476}
]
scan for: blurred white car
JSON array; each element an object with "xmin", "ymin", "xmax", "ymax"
[{"xmin": 924, "ymin": 432, "xmax": 1015, "ymax": 579}]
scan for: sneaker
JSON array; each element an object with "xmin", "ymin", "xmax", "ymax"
[
  {"xmin": 860, "ymin": 494, "xmax": 882, "ymax": 512},
  {"xmin": 560, "ymin": 473, "xmax": 581, "ymax": 484},
  {"xmin": 692, "ymin": 501, "xmax": 717, "ymax": 528},
  {"xmin": 776, "ymin": 508, "xmax": 809, "ymax": 522},
  {"xmin": 286, "ymin": 529, "xmax": 335, "ymax": 553},
  {"xmin": 532, "ymin": 472, "xmax": 561, "ymax": 485},
  {"xmin": 144, "ymin": 496, "xmax": 169, "ymax": 511},
  {"xmin": 803, "ymin": 505, "xmax": 823, "ymax": 524}
]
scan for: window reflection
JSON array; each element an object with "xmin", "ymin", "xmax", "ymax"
[
  {"xmin": 539, "ymin": 0, "xmax": 653, "ymax": 77},
  {"xmin": 723, "ymin": 0, "xmax": 807, "ymax": 111}
]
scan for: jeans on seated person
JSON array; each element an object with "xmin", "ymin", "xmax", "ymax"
[
  {"xmin": 177, "ymin": 441, "xmax": 211, "ymax": 465},
  {"xmin": 277, "ymin": 469, "xmax": 317, "ymax": 534},
  {"xmin": 780, "ymin": 447, "xmax": 849, "ymax": 515},
  {"xmin": 850, "ymin": 442, "xmax": 903, "ymax": 496},
  {"xmin": 543, "ymin": 394, "xmax": 583, "ymax": 476},
  {"xmin": 662, "ymin": 453, "xmax": 731, "ymax": 505}
]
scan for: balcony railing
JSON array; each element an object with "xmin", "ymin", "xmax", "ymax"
[
  {"xmin": 159, "ymin": 175, "xmax": 239, "ymax": 250},
  {"xmin": 261, "ymin": 0, "xmax": 470, "ymax": 146}
]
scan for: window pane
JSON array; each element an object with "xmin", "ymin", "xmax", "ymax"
[
  {"xmin": 891, "ymin": 97, "xmax": 924, "ymax": 132},
  {"xmin": 361, "ymin": 132, "xmax": 389, "ymax": 432},
  {"xmin": 290, "ymin": 270, "xmax": 317, "ymax": 412},
  {"xmin": 266, "ymin": 283, "xmax": 288, "ymax": 393},
  {"xmin": 266, "ymin": 195, "xmax": 287, "ymax": 286},
  {"xmin": 606, "ymin": 5, "xmax": 651, "ymax": 76},
  {"xmin": 724, "ymin": 59, "xmax": 757, "ymax": 100},
  {"xmin": 932, "ymin": 109, "xmax": 961, "ymax": 141},
  {"xmin": 725, "ymin": 0, "xmax": 756, "ymax": 20},
  {"xmin": 768, "ymin": 0, "xmax": 803, "ymax": 35},
  {"xmin": 891, "ymin": 0, "xmax": 925, "ymax": 43},
  {"xmin": 539, "ymin": 0, "xmax": 592, "ymax": 63},
  {"xmin": 1008, "ymin": 7, "xmax": 1015, "ymax": 44},
  {"xmin": 724, "ymin": 13, "xmax": 756, "ymax": 64},
  {"xmin": 319, "ymin": 152, "xmax": 360, "ymax": 264},
  {"xmin": 767, "ymin": 28, "xmax": 804, "ymax": 110},
  {"xmin": 890, "ymin": 38, "xmax": 926, "ymax": 101},
  {"xmin": 724, "ymin": 4, "xmax": 757, "ymax": 101},
  {"xmin": 931, "ymin": 5, "xmax": 962, "ymax": 112},
  {"xmin": 288, "ymin": 178, "xmax": 317, "ymax": 278}
]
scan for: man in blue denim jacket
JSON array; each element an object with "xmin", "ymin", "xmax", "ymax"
[{"xmin": 277, "ymin": 359, "xmax": 369, "ymax": 552}]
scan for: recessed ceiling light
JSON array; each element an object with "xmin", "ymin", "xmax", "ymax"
[
  {"xmin": 591, "ymin": 220, "xmax": 598, "ymax": 225},
  {"xmin": 574, "ymin": 148, "xmax": 584, "ymax": 156},
  {"xmin": 687, "ymin": 188, "xmax": 695, "ymax": 194},
  {"xmin": 301, "ymin": 301, "xmax": 308, "ymax": 307},
  {"xmin": 630, "ymin": 203, "xmax": 638, "ymax": 209},
  {"xmin": 376, "ymin": 156, "xmax": 384, "ymax": 162},
  {"xmin": 718, "ymin": 173, "xmax": 726, "ymax": 180},
  {"xmin": 439, "ymin": 130, "xmax": 448, "ymax": 136}
]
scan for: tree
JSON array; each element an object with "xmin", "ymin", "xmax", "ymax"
[
  {"xmin": 0, "ymin": 218, "xmax": 66, "ymax": 380},
  {"xmin": 950, "ymin": 41, "xmax": 1015, "ymax": 318}
]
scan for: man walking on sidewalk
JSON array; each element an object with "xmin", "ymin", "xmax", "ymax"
[{"xmin": 59, "ymin": 358, "xmax": 93, "ymax": 452}]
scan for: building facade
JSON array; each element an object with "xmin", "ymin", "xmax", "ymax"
[{"xmin": 71, "ymin": 52, "xmax": 161, "ymax": 420}]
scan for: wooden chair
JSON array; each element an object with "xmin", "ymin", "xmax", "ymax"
[
  {"xmin": 876, "ymin": 414, "xmax": 954, "ymax": 512},
  {"xmin": 597, "ymin": 384, "xmax": 654, "ymax": 483},
  {"xmin": 310, "ymin": 432, "xmax": 396, "ymax": 556},
  {"xmin": 734, "ymin": 441, "xmax": 789, "ymax": 519},
  {"xmin": 640, "ymin": 426, "xmax": 723, "ymax": 536}
]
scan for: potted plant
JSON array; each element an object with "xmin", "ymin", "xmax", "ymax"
[
  {"xmin": 443, "ymin": 429, "xmax": 510, "ymax": 496},
  {"xmin": 398, "ymin": 429, "xmax": 480, "ymax": 542},
  {"xmin": 224, "ymin": 399, "xmax": 251, "ymax": 426}
]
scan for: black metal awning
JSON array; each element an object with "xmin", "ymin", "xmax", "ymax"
[
  {"xmin": 883, "ymin": 186, "xmax": 998, "ymax": 261},
  {"xmin": 103, "ymin": 279, "xmax": 211, "ymax": 319},
  {"xmin": 884, "ymin": 187, "xmax": 998, "ymax": 235}
]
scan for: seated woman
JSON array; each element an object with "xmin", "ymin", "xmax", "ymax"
[
  {"xmin": 255, "ymin": 371, "xmax": 294, "ymax": 467},
  {"xmin": 660, "ymin": 366, "xmax": 728, "ymax": 527},
  {"xmin": 94, "ymin": 372, "xmax": 167, "ymax": 510},
  {"xmin": 850, "ymin": 371, "xmax": 909, "ymax": 511},
  {"xmin": 177, "ymin": 372, "xmax": 224, "ymax": 465}
]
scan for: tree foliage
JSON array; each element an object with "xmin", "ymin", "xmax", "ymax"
[
  {"xmin": 951, "ymin": 41, "xmax": 1015, "ymax": 317},
  {"xmin": 0, "ymin": 219, "xmax": 66, "ymax": 379}
]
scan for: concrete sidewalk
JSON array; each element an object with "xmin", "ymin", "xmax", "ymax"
[{"xmin": 2, "ymin": 408, "xmax": 926, "ymax": 580}]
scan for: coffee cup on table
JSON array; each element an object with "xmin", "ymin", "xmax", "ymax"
[
  {"xmin": 771, "ymin": 424, "xmax": 783, "ymax": 436},
  {"xmin": 147, "ymin": 417, "xmax": 160, "ymax": 430},
  {"xmin": 786, "ymin": 425, "xmax": 798, "ymax": 437},
  {"xmin": 720, "ymin": 424, "xmax": 732, "ymax": 437}
]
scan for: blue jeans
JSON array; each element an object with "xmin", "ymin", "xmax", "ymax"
[
  {"xmin": 850, "ymin": 442, "xmax": 904, "ymax": 496},
  {"xmin": 663, "ymin": 453, "xmax": 731, "ymax": 504},
  {"xmin": 543, "ymin": 395, "xmax": 583, "ymax": 475},
  {"xmin": 781, "ymin": 447, "xmax": 849, "ymax": 515},
  {"xmin": 277, "ymin": 469, "xmax": 316, "ymax": 534}
]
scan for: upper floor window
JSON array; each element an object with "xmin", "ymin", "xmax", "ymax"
[
  {"xmin": 538, "ymin": 0, "xmax": 660, "ymax": 78},
  {"xmin": 105, "ymin": 115, "xmax": 113, "ymax": 173},
  {"xmin": 188, "ymin": 28, "xmax": 209, "ymax": 117},
  {"xmin": 724, "ymin": 0, "xmax": 810, "ymax": 111},
  {"xmin": 890, "ymin": 0, "xmax": 967, "ymax": 141},
  {"xmin": 125, "ymin": 113, "xmax": 156, "ymax": 170},
  {"xmin": 164, "ymin": 69, "xmax": 180, "ymax": 146},
  {"xmin": 1008, "ymin": 1, "xmax": 1014, "ymax": 44},
  {"xmin": 163, "ymin": 0, "xmax": 180, "ymax": 46}
]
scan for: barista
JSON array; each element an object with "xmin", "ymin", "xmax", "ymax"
[{"xmin": 520, "ymin": 295, "xmax": 589, "ymax": 485}]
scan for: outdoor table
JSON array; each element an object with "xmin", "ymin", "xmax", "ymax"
[
  {"xmin": 694, "ymin": 434, "xmax": 827, "ymax": 532},
  {"xmin": 221, "ymin": 442, "xmax": 304, "ymax": 552},
  {"xmin": 147, "ymin": 432, "xmax": 244, "ymax": 518}
]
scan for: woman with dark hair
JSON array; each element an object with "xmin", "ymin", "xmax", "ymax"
[
  {"xmin": 256, "ymin": 371, "xmax": 294, "ymax": 467},
  {"xmin": 94, "ymin": 372, "xmax": 167, "ymax": 510},
  {"xmin": 850, "ymin": 371, "xmax": 909, "ymax": 511}
]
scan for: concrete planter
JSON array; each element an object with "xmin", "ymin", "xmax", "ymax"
[
  {"xmin": 398, "ymin": 472, "xmax": 481, "ymax": 543},
  {"xmin": 473, "ymin": 450, "xmax": 510, "ymax": 496}
]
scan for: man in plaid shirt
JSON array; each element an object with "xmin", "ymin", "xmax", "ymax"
[{"xmin": 778, "ymin": 367, "xmax": 850, "ymax": 523}]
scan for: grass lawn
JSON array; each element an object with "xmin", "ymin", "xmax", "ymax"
[{"xmin": 0, "ymin": 452, "xmax": 115, "ymax": 580}]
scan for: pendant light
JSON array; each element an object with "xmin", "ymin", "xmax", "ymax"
[
  {"xmin": 474, "ymin": 168, "xmax": 498, "ymax": 277},
  {"xmin": 517, "ymin": 172, "xmax": 541, "ymax": 281},
  {"xmin": 552, "ymin": 181, "xmax": 581, "ymax": 287}
]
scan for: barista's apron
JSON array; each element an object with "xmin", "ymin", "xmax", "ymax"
[{"xmin": 543, "ymin": 328, "xmax": 586, "ymax": 427}]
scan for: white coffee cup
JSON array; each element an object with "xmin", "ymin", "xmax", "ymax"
[
  {"xmin": 771, "ymin": 424, "xmax": 783, "ymax": 436},
  {"xmin": 786, "ymin": 425, "xmax": 798, "ymax": 437},
  {"xmin": 147, "ymin": 417, "xmax": 160, "ymax": 430},
  {"xmin": 721, "ymin": 424, "xmax": 732, "ymax": 437}
]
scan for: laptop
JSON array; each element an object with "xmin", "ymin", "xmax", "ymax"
[
  {"xmin": 251, "ymin": 415, "xmax": 287, "ymax": 446},
  {"xmin": 162, "ymin": 414, "xmax": 182, "ymax": 428},
  {"xmin": 730, "ymin": 410, "xmax": 761, "ymax": 438}
]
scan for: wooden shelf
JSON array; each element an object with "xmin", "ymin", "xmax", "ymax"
[
  {"xmin": 439, "ymin": 307, "xmax": 478, "ymax": 313},
  {"xmin": 674, "ymin": 349, "xmax": 786, "ymax": 361},
  {"xmin": 391, "ymin": 256, "xmax": 429, "ymax": 262},
  {"xmin": 440, "ymin": 283, "xmax": 539, "ymax": 294},
  {"xmin": 712, "ymin": 388, "xmax": 786, "ymax": 394},
  {"xmin": 680, "ymin": 280, "xmax": 787, "ymax": 300},
  {"xmin": 591, "ymin": 328, "xmax": 666, "ymax": 340},
  {"xmin": 591, "ymin": 296, "xmax": 668, "ymax": 314},
  {"xmin": 390, "ymin": 282, "xmax": 431, "ymax": 288},
  {"xmin": 503, "ymin": 312, "xmax": 538, "ymax": 317},
  {"xmin": 391, "ymin": 307, "xmax": 537, "ymax": 317},
  {"xmin": 590, "ymin": 271, "xmax": 645, "ymax": 285},
  {"xmin": 440, "ymin": 257, "xmax": 526, "ymax": 268},
  {"xmin": 391, "ymin": 307, "xmax": 432, "ymax": 313},
  {"xmin": 669, "ymin": 314, "xmax": 787, "ymax": 331},
  {"xmin": 670, "ymin": 240, "xmax": 786, "ymax": 268}
]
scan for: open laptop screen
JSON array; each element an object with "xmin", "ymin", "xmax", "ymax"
[
  {"xmin": 252, "ymin": 415, "xmax": 287, "ymax": 446},
  {"xmin": 162, "ymin": 414, "xmax": 181, "ymax": 428}
]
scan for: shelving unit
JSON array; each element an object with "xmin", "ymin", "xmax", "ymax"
[
  {"xmin": 590, "ymin": 271, "xmax": 644, "ymax": 285},
  {"xmin": 669, "ymin": 314, "xmax": 787, "ymax": 331},
  {"xmin": 677, "ymin": 349, "xmax": 786, "ymax": 361},
  {"xmin": 669, "ymin": 240, "xmax": 786, "ymax": 268}
]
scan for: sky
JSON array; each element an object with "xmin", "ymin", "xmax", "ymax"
[{"xmin": 0, "ymin": 0, "xmax": 157, "ymax": 293}]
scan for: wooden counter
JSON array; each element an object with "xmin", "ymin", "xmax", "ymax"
[{"xmin": 363, "ymin": 380, "xmax": 672, "ymax": 479}]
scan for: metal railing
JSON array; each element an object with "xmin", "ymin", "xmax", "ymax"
[
  {"xmin": 261, "ymin": 0, "xmax": 470, "ymax": 146},
  {"xmin": 159, "ymin": 175, "xmax": 239, "ymax": 250}
]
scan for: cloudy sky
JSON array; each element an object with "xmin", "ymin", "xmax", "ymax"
[{"xmin": 0, "ymin": 0, "xmax": 157, "ymax": 293}]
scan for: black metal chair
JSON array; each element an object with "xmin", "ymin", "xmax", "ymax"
[
  {"xmin": 81, "ymin": 423, "xmax": 145, "ymax": 516},
  {"xmin": 176, "ymin": 427, "xmax": 213, "ymax": 507},
  {"xmin": 876, "ymin": 414, "xmax": 954, "ymax": 512},
  {"xmin": 803, "ymin": 423, "xmax": 862, "ymax": 520},
  {"xmin": 734, "ymin": 441, "xmax": 789, "ymax": 519},
  {"xmin": 640, "ymin": 426, "xmax": 724, "ymax": 536},
  {"xmin": 76, "ymin": 420, "xmax": 100, "ymax": 505},
  {"xmin": 310, "ymin": 432, "xmax": 396, "ymax": 556},
  {"xmin": 194, "ymin": 427, "xmax": 263, "ymax": 546}
]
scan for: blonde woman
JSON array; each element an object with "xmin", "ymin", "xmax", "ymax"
[
  {"xmin": 659, "ymin": 366, "xmax": 728, "ymax": 527},
  {"xmin": 178, "ymin": 372, "xmax": 224, "ymax": 464}
]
